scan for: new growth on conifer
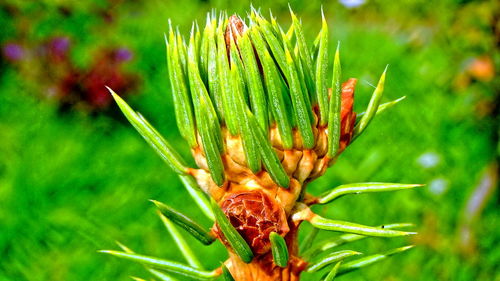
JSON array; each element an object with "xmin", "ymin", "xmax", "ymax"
[{"xmin": 102, "ymin": 7, "xmax": 421, "ymax": 281}]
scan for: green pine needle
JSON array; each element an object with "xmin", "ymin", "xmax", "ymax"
[
  {"xmin": 352, "ymin": 66, "xmax": 388, "ymax": 140},
  {"xmin": 290, "ymin": 6, "xmax": 314, "ymax": 96},
  {"xmin": 115, "ymin": 242, "xmax": 180, "ymax": 281},
  {"xmin": 221, "ymin": 264, "xmax": 235, "ymax": 281},
  {"xmin": 299, "ymin": 227, "xmax": 319, "ymax": 254},
  {"xmin": 216, "ymin": 19, "xmax": 238, "ymax": 135},
  {"xmin": 310, "ymin": 215, "xmax": 417, "ymax": 237},
  {"xmin": 148, "ymin": 269, "xmax": 179, "ymax": 281},
  {"xmin": 327, "ymin": 43, "xmax": 341, "ymax": 158},
  {"xmin": 250, "ymin": 26, "xmax": 294, "ymax": 149},
  {"xmin": 356, "ymin": 96, "xmax": 406, "ymax": 119},
  {"xmin": 302, "ymin": 223, "xmax": 415, "ymax": 259},
  {"xmin": 336, "ymin": 245, "xmax": 415, "ymax": 276},
  {"xmin": 306, "ymin": 250, "xmax": 361, "ymax": 272},
  {"xmin": 152, "ymin": 200, "xmax": 216, "ymax": 245},
  {"xmin": 178, "ymin": 175, "xmax": 215, "ymax": 221},
  {"xmin": 229, "ymin": 41, "xmax": 261, "ymax": 173},
  {"xmin": 270, "ymin": 232, "xmax": 289, "ymax": 267},
  {"xmin": 187, "ymin": 33, "xmax": 225, "ymax": 186},
  {"xmin": 206, "ymin": 17, "xmax": 224, "ymax": 121},
  {"xmin": 285, "ymin": 48, "xmax": 315, "ymax": 149},
  {"xmin": 166, "ymin": 29, "xmax": 197, "ymax": 148},
  {"xmin": 247, "ymin": 110, "xmax": 290, "ymax": 188},
  {"xmin": 197, "ymin": 96, "xmax": 225, "ymax": 185},
  {"xmin": 323, "ymin": 261, "xmax": 341, "ymax": 281},
  {"xmin": 255, "ymin": 15, "xmax": 289, "ymax": 80},
  {"xmin": 319, "ymin": 182, "xmax": 424, "ymax": 204},
  {"xmin": 211, "ymin": 198, "xmax": 254, "ymax": 263},
  {"xmin": 316, "ymin": 10, "xmax": 329, "ymax": 126},
  {"xmin": 239, "ymin": 31, "xmax": 268, "ymax": 132},
  {"xmin": 108, "ymin": 88, "xmax": 189, "ymax": 175},
  {"xmin": 158, "ymin": 212, "xmax": 203, "ymax": 268},
  {"xmin": 99, "ymin": 250, "xmax": 217, "ymax": 280}
]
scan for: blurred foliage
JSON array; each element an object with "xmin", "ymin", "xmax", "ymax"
[{"xmin": 0, "ymin": 0, "xmax": 498, "ymax": 280}]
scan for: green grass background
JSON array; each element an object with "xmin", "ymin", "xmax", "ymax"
[{"xmin": 0, "ymin": 0, "xmax": 498, "ymax": 280}]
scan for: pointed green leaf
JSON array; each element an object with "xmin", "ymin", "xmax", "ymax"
[
  {"xmin": 269, "ymin": 13, "xmax": 281, "ymax": 37},
  {"xmin": 149, "ymin": 269, "xmax": 179, "ymax": 281},
  {"xmin": 337, "ymin": 246, "xmax": 415, "ymax": 276},
  {"xmin": 310, "ymin": 215, "xmax": 417, "ymax": 237},
  {"xmin": 318, "ymin": 182, "xmax": 423, "ymax": 204},
  {"xmin": 312, "ymin": 29, "xmax": 321, "ymax": 59},
  {"xmin": 353, "ymin": 66, "xmax": 388, "ymax": 140},
  {"xmin": 108, "ymin": 88, "xmax": 188, "ymax": 175},
  {"xmin": 270, "ymin": 232, "xmax": 289, "ymax": 267},
  {"xmin": 285, "ymin": 24, "xmax": 294, "ymax": 42},
  {"xmin": 211, "ymin": 199, "xmax": 254, "ymax": 263},
  {"xmin": 216, "ymin": 20, "xmax": 238, "ymax": 135},
  {"xmin": 323, "ymin": 261, "xmax": 341, "ymax": 281},
  {"xmin": 152, "ymin": 200, "xmax": 215, "ymax": 245},
  {"xmin": 290, "ymin": 7, "xmax": 315, "ymax": 95},
  {"xmin": 115, "ymin": 241, "xmax": 133, "ymax": 253},
  {"xmin": 316, "ymin": 12, "xmax": 329, "ymax": 126},
  {"xmin": 115, "ymin": 242, "xmax": 179, "ymax": 281},
  {"xmin": 255, "ymin": 16, "xmax": 288, "ymax": 79},
  {"xmin": 307, "ymin": 250, "xmax": 361, "ymax": 272},
  {"xmin": 100, "ymin": 250, "xmax": 217, "ymax": 280},
  {"xmin": 302, "ymin": 223, "xmax": 414, "ymax": 259},
  {"xmin": 239, "ymin": 31, "xmax": 268, "ymax": 132},
  {"xmin": 187, "ymin": 34, "xmax": 225, "ymax": 186},
  {"xmin": 299, "ymin": 228, "xmax": 319, "ymax": 254},
  {"xmin": 247, "ymin": 110, "xmax": 290, "ymax": 188},
  {"xmin": 290, "ymin": 7, "xmax": 313, "ymax": 78},
  {"xmin": 206, "ymin": 17, "xmax": 224, "ymax": 120},
  {"xmin": 166, "ymin": 29, "xmax": 197, "ymax": 148},
  {"xmin": 187, "ymin": 31, "xmax": 222, "ymax": 136},
  {"xmin": 179, "ymin": 175, "xmax": 214, "ymax": 221},
  {"xmin": 227, "ymin": 25, "xmax": 248, "ymax": 97},
  {"xmin": 285, "ymin": 48, "xmax": 314, "ymax": 149},
  {"xmin": 327, "ymin": 43, "xmax": 341, "ymax": 158},
  {"xmin": 176, "ymin": 31, "xmax": 188, "ymax": 75},
  {"xmin": 221, "ymin": 264, "xmax": 235, "ymax": 281},
  {"xmin": 194, "ymin": 22, "xmax": 201, "ymax": 60},
  {"xmin": 250, "ymin": 27, "xmax": 293, "ymax": 149},
  {"xmin": 279, "ymin": 74, "xmax": 297, "ymax": 128},
  {"xmin": 356, "ymin": 96, "xmax": 406, "ymax": 119},
  {"xmin": 281, "ymin": 31, "xmax": 312, "ymax": 122},
  {"xmin": 197, "ymin": 97, "xmax": 225, "ymax": 185},
  {"xmin": 199, "ymin": 15, "xmax": 211, "ymax": 84},
  {"xmin": 229, "ymin": 50, "xmax": 261, "ymax": 173},
  {"xmin": 158, "ymin": 212, "xmax": 203, "ymax": 269}
]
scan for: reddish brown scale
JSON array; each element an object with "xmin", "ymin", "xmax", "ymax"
[
  {"xmin": 216, "ymin": 190, "xmax": 289, "ymax": 255},
  {"xmin": 225, "ymin": 219, "xmax": 307, "ymax": 281},
  {"xmin": 225, "ymin": 15, "xmax": 247, "ymax": 55},
  {"xmin": 339, "ymin": 78, "xmax": 357, "ymax": 153}
]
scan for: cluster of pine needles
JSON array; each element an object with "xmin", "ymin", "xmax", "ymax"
[{"xmin": 100, "ymin": 6, "xmax": 421, "ymax": 281}]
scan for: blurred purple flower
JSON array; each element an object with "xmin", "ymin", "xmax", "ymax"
[
  {"xmin": 50, "ymin": 37, "xmax": 71, "ymax": 56},
  {"xmin": 339, "ymin": 0, "xmax": 366, "ymax": 8},
  {"xmin": 115, "ymin": 47, "xmax": 133, "ymax": 62},
  {"xmin": 2, "ymin": 43, "xmax": 25, "ymax": 61}
]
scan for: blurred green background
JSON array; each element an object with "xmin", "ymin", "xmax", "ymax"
[{"xmin": 0, "ymin": 0, "xmax": 498, "ymax": 280}]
